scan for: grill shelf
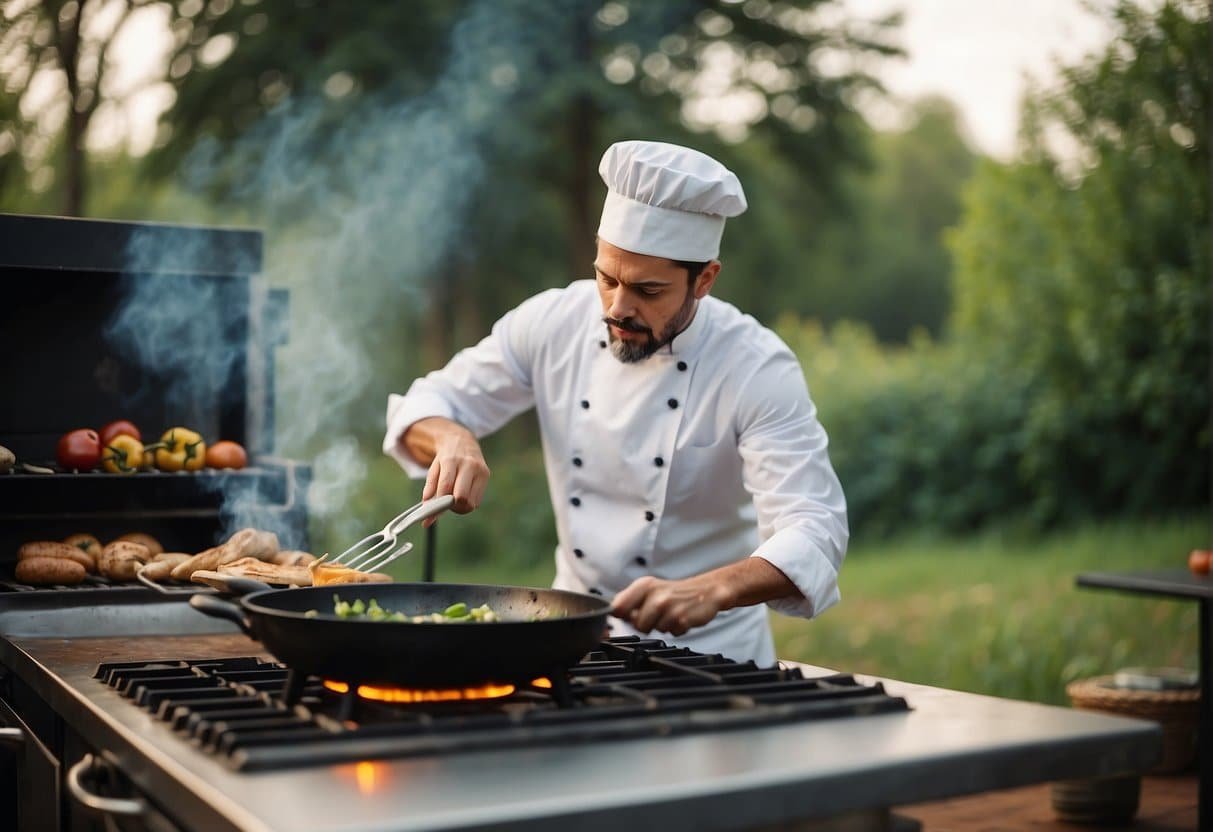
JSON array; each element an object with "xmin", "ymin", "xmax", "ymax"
[{"xmin": 0, "ymin": 571, "xmax": 147, "ymax": 593}]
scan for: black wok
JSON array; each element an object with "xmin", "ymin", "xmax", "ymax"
[{"xmin": 189, "ymin": 580, "xmax": 611, "ymax": 687}]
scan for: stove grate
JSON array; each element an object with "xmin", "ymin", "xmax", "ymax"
[{"xmin": 95, "ymin": 636, "xmax": 909, "ymax": 771}]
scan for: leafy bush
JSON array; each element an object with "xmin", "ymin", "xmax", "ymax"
[
  {"xmin": 782, "ymin": 318, "xmax": 1035, "ymax": 536},
  {"xmin": 947, "ymin": 0, "xmax": 1210, "ymax": 525}
]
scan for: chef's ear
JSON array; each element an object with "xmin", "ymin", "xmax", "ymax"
[{"xmin": 693, "ymin": 261, "xmax": 721, "ymax": 299}]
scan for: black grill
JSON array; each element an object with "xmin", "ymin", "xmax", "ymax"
[
  {"xmin": 95, "ymin": 636, "xmax": 910, "ymax": 771},
  {"xmin": 0, "ymin": 213, "xmax": 310, "ymax": 565}
]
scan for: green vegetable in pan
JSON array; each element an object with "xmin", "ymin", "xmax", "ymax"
[{"xmin": 310, "ymin": 595, "xmax": 499, "ymax": 623}]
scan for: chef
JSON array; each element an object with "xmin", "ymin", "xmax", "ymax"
[{"xmin": 383, "ymin": 140, "xmax": 847, "ymax": 664}]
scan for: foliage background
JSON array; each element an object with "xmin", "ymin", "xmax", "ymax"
[{"xmin": 2, "ymin": 0, "xmax": 1208, "ymax": 700}]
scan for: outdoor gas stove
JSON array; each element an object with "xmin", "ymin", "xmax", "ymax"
[
  {"xmin": 0, "ymin": 618, "xmax": 1162, "ymax": 832},
  {"xmin": 93, "ymin": 636, "xmax": 909, "ymax": 772}
]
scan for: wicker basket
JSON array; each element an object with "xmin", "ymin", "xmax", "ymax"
[{"xmin": 1067, "ymin": 675, "xmax": 1199, "ymax": 774}]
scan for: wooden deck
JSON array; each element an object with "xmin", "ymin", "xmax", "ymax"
[{"xmin": 899, "ymin": 774, "xmax": 1197, "ymax": 830}]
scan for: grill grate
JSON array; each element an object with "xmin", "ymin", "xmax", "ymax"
[
  {"xmin": 95, "ymin": 637, "xmax": 909, "ymax": 771},
  {"xmin": 0, "ymin": 572, "xmax": 147, "ymax": 593}
]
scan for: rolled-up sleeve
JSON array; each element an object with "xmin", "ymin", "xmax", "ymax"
[
  {"xmin": 737, "ymin": 351, "xmax": 848, "ymax": 619},
  {"xmin": 382, "ymin": 290, "xmax": 556, "ymax": 478}
]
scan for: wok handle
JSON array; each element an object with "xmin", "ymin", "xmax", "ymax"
[
  {"xmin": 220, "ymin": 576, "xmax": 273, "ymax": 596},
  {"xmin": 189, "ymin": 594, "xmax": 254, "ymax": 636}
]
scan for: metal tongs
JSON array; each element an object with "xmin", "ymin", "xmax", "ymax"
[{"xmin": 327, "ymin": 495, "xmax": 455, "ymax": 574}]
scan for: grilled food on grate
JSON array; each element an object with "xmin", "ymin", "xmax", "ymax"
[
  {"xmin": 170, "ymin": 528, "xmax": 279, "ymax": 581},
  {"xmin": 100, "ymin": 540, "xmax": 151, "ymax": 580},
  {"xmin": 309, "ymin": 561, "xmax": 392, "ymax": 586},
  {"xmin": 218, "ymin": 556, "xmax": 312, "ymax": 587},
  {"xmin": 139, "ymin": 553, "xmax": 192, "ymax": 582},
  {"xmin": 15, "ymin": 556, "xmax": 86, "ymax": 585},
  {"xmin": 19, "ymin": 540, "xmax": 96, "ymax": 573}
]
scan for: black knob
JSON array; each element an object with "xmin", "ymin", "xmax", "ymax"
[
  {"xmin": 677, "ymin": 361, "xmax": 688, "ymax": 371},
  {"xmin": 634, "ymin": 556, "xmax": 647, "ymax": 566},
  {"xmin": 570, "ymin": 497, "xmax": 581, "ymax": 507},
  {"xmin": 599, "ymin": 340, "xmax": 607, "ymax": 348},
  {"xmin": 654, "ymin": 456, "xmax": 664, "ymax": 467},
  {"xmin": 580, "ymin": 400, "xmax": 590, "ymax": 409},
  {"xmin": 644, "ymin": 511, "xmax": 655, "ymax": 521},
  {"xmin": 574, "ymin": 548, "xmax": 584, "ymax": 558},
  {"xmin": 572, "ymin": 457, "xmax": 582, "ymax": 467},
  {"xmin": 667, "ymin": 398, "xmax": 678, "ymax": 409}
]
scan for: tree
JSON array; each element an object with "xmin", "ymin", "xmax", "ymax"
[
  {"xmin": 948, "ymin": 0, "xmax": 1210, "ymax": 523},
  {"xmin": 720, "ymin": 95, "xmax": 978, "ymax": 341},
  {"xmin": 0, "ymin": 0, "xmax": 160, "ymax": 215},
  {"xmin": 142, "ymin": 0, "xmax": 901, "ymax": 340}
]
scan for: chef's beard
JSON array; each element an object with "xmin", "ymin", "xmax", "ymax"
[{"xmin": 604, "ymin": 287, "xmax": 697, "ymax": 364}]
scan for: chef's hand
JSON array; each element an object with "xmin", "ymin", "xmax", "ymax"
[
  {"xmin": 402, "ymin": 418, "xmax": 491, "ymax": 525},
  {"xmin": 611, "ymin": 558, "xmax": 803, "ymax": 636},
  {"xmin": 611, "ymin": 574, "xmax": 728, "ymax": 637}
]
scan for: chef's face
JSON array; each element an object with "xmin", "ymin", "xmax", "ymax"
[{"xmin": 594, "ymin": 239, "xmax": 719, "ymax": 363}]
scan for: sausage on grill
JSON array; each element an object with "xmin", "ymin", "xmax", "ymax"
[
  {"xmin": 62, "ymin": 533, "xmax": 103, "ymax": 561},
  {"xmin": 16, "ymin": 556, "xmax": 86, "ymax": 586},
  {"xmin": 18, "ymin": 540, "xmax": 96, "ymax": 573}
]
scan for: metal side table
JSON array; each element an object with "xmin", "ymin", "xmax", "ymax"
[{"xmin": 1076, "ymin": 568, "xmax": 1209, "ymax": 829}]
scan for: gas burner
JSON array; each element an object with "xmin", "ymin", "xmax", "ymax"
[{"xmin": 95, "ymin": 637, "xmax": 909, "ymax": 771}]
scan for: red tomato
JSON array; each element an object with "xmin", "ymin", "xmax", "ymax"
[
  {"xmin": 98, "ymin": 420, "xmax": 141, "ymax": 447},
  {"xmin": 1189, "ymin": 549, "xmax": 1212, "ymax": 576},
  {"xmin": 205, "ymin": 440, "xmax": 248, "ymax": 470},
  {"xmin": 56, "ymin": 429, "xmax": 102, "ymax": 471}
]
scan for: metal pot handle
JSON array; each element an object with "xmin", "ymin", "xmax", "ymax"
[
  {"xmin": 189, "ymin": 594, "xmax": 255, "ymax": 636},
  {"xmin": 67, "ymin": 754, "xmax": 146, "ymax": 817},
  {"xmin": 217, "ymin": 576, "xmax": 273, "ymax": 596}
]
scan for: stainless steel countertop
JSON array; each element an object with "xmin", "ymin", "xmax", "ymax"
[{"xmin": 2, "ymin": 628, "xmax": 1161, "ymax": 832}]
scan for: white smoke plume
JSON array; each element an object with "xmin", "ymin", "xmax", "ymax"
[{"xmin": 107, "ymin": 0, "xmax": 551, "ymax": 547}]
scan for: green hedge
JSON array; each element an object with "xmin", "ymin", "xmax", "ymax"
[{"xmin": 781, "ymin": 320, "xmax": 1037, "ymax": 537}]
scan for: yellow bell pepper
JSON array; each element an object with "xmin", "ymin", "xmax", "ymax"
[
  {"xmin": 101, "ymin": 434, "xmax": 145, "ymax": 474},
  {"xmin": 155, "ymin": 427, "xmax": 207, "ymax": 472}
]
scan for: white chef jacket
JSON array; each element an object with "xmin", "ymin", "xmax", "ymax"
[{"xmin": 382, "ymin": 280, "xmax": 848, "ymax": 665}]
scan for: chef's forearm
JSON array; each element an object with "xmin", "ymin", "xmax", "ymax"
[
  {"xmin": 400, "ymin": 417, "xmax": 477, "ymax": 467},
  {"xmin": 707, "ymin": 556, "xmax": 804, "ymax": 611}
]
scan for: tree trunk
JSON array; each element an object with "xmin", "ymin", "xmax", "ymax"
[
  {"xmin": 421, "ymin": 275, "xmax": 455, "ymax": 371},
  {"xmin": 565, "ymin": 8, "xmax": 597, "ymax": 277},
  {"xmin": 64, "ymin": 108, "xmax": 86, "ymax": 216},
  {"xmin": 567, "ymin": 94, "xmax": 597, "ymax": 278},
  {"xmin": 53, "ymin": 0, "xmax": 87, "ymax": 216}
]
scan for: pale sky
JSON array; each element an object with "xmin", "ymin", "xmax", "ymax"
[
  {"xmin": 92, "ymin": 0, "xmax": 1115, "ymax": 161},
  {"xmin": 843, "ymin": 0, "xmax": 1114, "ymax": 156}
]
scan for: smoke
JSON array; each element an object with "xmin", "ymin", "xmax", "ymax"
[{"xmin": 106, "ymin": 0, "xmax": 554, "ymax": 547}]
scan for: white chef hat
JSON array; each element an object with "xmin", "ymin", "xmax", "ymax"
[{"xmin": 597, "ymin": 140, "xmax": 748, "ymax": 261}]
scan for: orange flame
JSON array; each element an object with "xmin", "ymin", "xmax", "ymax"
[
  {"xmin": 324, "ymin": 679, "xmax": 516, "ymax": 702},
  {"xmin": 531, "ymin": 677, "xmax": 552, "ymax": 689},
  {"xmin": 353, "ymin": 761, "xmax": 386, "ymax": 795}
]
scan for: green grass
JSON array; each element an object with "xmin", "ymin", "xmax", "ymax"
[
  {"xmin": 384, "ymin": 515, "xmax": 1206, "ymax": 706},
  {"xmin": 772, "ymin": 516, "xmax": 1205, "ymax": 705}
]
